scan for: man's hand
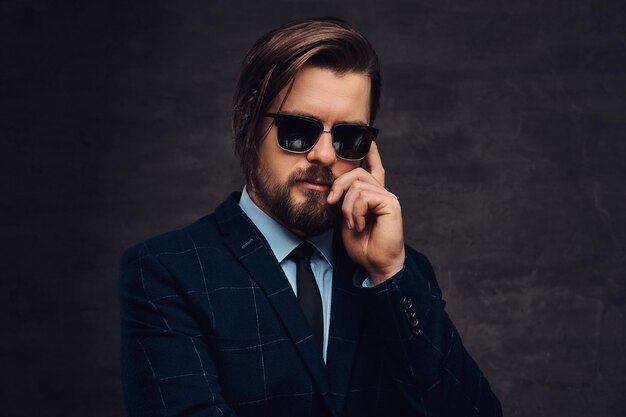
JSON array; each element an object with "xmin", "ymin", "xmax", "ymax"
[{"xmin": 327, "ymin": 142, "xmax": 405, "ymax": 285}]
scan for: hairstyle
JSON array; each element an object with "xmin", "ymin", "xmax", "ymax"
[{"xmin": 231, "ymin": 17, "xmax": 381, "ymax": 182}]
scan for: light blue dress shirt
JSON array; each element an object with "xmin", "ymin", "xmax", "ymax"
[{"xmin": 238, "ymin": 187, "xmax": 334, "ymax": 362}]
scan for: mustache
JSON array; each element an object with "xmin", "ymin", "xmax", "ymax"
[{"xmin": 288, "ymin": 166, "xmax": 335, "ymax": 186}]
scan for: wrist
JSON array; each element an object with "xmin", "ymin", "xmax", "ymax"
[{"xmin": 368, "ymin": 263, "xmax": 404, "ymax": 286}]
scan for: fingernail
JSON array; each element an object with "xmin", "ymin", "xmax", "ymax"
[
  {"xmin": 328, "ymin": 191, "xmax": 334, "ymax": 201},
  {"xmin": 346, "ymin": 219, "xmax": 352, "ymax": 230}
]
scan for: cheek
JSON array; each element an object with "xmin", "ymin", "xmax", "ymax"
[
  {"xmin": 332, "ymin": 160, "xmax": 360, "ymax": 178},
  {"xmin": 259, "ymin": 141, "xmax": 302, "ymax": 180}
]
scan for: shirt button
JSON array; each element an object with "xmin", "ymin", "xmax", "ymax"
[
  {"xmin": 402, "ymin": 297, "xmax": 413, "ymax": 309},
  {"xmin": 408, "ymin": 317, "xmax": 419, "ymax": 327},
  {"xmin": 404, "ymin": 309, "xmax": 416, "ymax": 319}
]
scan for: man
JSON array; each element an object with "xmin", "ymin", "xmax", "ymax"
[{"xmin": 119, "ymin": 18, "xmax": 502, "ymax": 417}]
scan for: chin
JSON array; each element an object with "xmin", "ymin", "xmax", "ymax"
[{"xmin": 291, "ymin": 187, "xmax": 326, "ymax": 206}]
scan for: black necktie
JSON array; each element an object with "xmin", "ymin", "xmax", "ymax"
[{"xmin": 290, "ymin": 242, "xmax": 324, "ymax": 351}]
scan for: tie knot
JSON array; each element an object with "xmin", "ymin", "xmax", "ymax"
[{"xmin": 290, "ymin": 241, "xmax": 316, "ymax": 261}]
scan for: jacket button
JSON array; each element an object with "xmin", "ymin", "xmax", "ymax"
[{"xmin": 402, "ymin": 297, "xmax": 413, "ymax": 309}]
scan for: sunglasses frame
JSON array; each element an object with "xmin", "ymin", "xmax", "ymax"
[{"xmin": 264, "ymin": 112, "xmax": 379, "ymax": 161}]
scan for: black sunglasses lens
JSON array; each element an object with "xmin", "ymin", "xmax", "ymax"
[
  {"xmin": 332, "ymin": 126, "xmax": 374, "ymax": 160},
  {"xmin": 277, "ymin": 117, "xmax": 321, "ymax": 152}
]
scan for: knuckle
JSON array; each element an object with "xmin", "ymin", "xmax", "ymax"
[
  {"xmin": 385, "ymin": 192, "xmax": 397, "ymax": 203},
  {"xmin": 390, "ymin": 195, "xmax": 401, "ymax": 209}
]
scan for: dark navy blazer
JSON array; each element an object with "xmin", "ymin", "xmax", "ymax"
[{"xmin": 119, "ymin": 192, "xmax": 502, "ymax": 417}]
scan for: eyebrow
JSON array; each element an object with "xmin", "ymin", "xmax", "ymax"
[{"xmin": 278, "ymin": 109, "xmax": 369, "ymax": 126}]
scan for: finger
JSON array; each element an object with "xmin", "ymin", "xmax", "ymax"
[
  {"xmin": 327, "ymin": 167, "xmax": 382, "ymax": 204},
  {"xmin": 340, "ymin": 181, "xmax": 390, "ymax": 232},
  {"xmin": 364, "ymin": 141, "xmax": 385, "ymax": 187}
]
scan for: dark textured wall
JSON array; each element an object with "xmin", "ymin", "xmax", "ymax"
[{"xmin": 2, "ymin": 1, "xmax": 625, "ymax": 416}]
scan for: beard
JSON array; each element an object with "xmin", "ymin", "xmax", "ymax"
[{"xmin": 250, "ymin": 163, "xmax": 340, "ymax": 237}]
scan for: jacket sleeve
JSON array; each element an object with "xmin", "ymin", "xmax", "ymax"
[
  {"xmin": 119, "ymin": 242, "xmax": 239, "ymax": 417},
  {"xmin": 356, "ymin": 246, "xmax": 502, "ymax": 417}
]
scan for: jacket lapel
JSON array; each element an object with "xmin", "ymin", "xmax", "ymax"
[
  {"xmin": 215, "ymin": 193, "xmax": 336, "ymax": 415},
  {"xmin": 326, "ymin": 229, "xmax": 365, "ymax": 415}
]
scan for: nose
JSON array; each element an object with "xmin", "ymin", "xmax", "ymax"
[{"xmin": 306, "ymin": 131, "xmax": 336, "ymax": 166}]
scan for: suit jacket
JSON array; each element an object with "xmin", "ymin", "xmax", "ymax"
[{"xmin": 119, "ymin": 192, "xmax": 502, "ymax": 417}]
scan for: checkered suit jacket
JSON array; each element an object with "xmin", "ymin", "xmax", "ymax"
[{"xmin": 119, "ymin": 192, "xmax": 502, "ymax": 417}]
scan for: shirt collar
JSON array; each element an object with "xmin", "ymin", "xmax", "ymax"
[{"xmin": 239, "ymin": 186, "xmax": 333, "ymax": 265}]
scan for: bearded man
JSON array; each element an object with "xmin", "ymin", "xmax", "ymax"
[{"xmin": 119, "ymin": 18, "xmax": 502, "ymax": 417}]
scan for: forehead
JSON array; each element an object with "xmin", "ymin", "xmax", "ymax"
[{"xmin": 272, "ymin": 66, "xmax": 372, "ymax": 125}]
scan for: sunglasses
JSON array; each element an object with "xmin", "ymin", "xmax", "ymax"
[{"xmin": 264, "ymin": 112, "xmax": 379, "ymax": 161}]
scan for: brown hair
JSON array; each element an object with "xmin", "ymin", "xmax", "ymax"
[{"xmin": 231, "ymin": 17, "xmax": 381, "ymax": 182}]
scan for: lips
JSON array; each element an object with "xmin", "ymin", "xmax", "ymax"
[
  {"xmin": 297, "ymin": 179, "xmax": 331, "ymax": 192},
  {"xmin": 290, "ymin": 166, "xmax": 335, "ymax": 191},
  {"xmin": 301, "ymin": 178, "xmax": 331, "ymax": 186}
]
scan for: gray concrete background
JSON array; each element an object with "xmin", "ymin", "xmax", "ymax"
[{"xmin": 2, "ymin": 0, "xmax": 625, "ymax": 415}]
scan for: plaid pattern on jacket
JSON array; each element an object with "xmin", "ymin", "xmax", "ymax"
[{"xmin": 119, "ymin": 192, "xmax": 502, "ymax": 417}]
